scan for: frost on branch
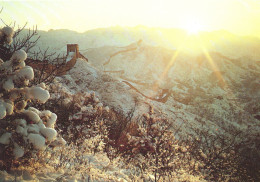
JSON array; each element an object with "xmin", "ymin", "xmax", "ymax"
[{"xmin": 0, "ymin": 27, "xmax": 65, "ymax": 169}]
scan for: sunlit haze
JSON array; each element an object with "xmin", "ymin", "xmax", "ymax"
[
  {"xmin": 0, "ymin": 0, "xmax": 260, "ymax": 181},
  {"xmin": 1, "ymin": 0, "xmax": 260, "ymax": 37}
]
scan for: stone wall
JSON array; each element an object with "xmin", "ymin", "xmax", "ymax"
[
  {"xmin": 67, "ymin": 44, "xmax": 79, "ymax": 58},
  {"xmin": 27, "ymin": 44, "xmax": 85, "ymax": 76}
]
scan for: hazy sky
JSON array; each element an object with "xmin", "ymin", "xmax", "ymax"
[{"xmin": 1, "ymin": 0, "xmax": 260, "ymax": 37}]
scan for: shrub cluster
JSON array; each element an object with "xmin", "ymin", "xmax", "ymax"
[
  {"xmin": 114, "ymin": 107, "xmax": 259, "ymax": 181},
  {"xmin": 0, "ymin": 26, "xmax": 65, "ymax": 170},
  {"xmin": 0, "ymin": 26, "xmax": 14, "ymax": 45},
  {"xmin": 116, "ymin": 110, "xmax": 203, "ymax": 181}
]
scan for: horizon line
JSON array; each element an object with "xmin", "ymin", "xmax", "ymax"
[{"xmin": 16, "ymin": 25, "xmax": 260, "ymax": 39}]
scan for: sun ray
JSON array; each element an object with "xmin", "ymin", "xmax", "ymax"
[
  {"xmin": 196, "ymin": 37, "xmax": 227, "ymax": 88},
  {"xmin": 196, "ymin": 36, "xmax": 244, "ymax": 112},
  {"xmin": 37, "ymin": 1, "xmax": 63, "ymax": 23},
  {"xmin": 22, "ymin": 1, "xmax": 50, "ymax": 28},
  {"xmin": 7, "ymin": 2, "xmax": 36, "ymax": 26},
  {"xmin": 150, "ymin": 37, "xmax": 188, "ymax": 97},
  {"xmin": 203, "ymin": 50, "xmax": 226, "ymax": 87},
  {"xmin": 198, "ymin": 38, "xmax": 245, "ymax": 115}
]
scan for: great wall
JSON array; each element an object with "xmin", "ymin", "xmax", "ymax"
[
  {"xmin": 26, "ymin": 44, "xmax": 88, "ymax": 76},
  {"xmin": 26, "ymin": 41, "xmax": 171, "ymax": 102}
]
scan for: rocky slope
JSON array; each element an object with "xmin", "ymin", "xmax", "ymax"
[{"xmin": 76, "ymin": 40, "xmax": 260, "ymax": 139}]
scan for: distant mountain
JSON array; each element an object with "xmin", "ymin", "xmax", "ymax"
[{"xmin": 17, "ymin": 26, "xmax": 260, "ymax": 60}]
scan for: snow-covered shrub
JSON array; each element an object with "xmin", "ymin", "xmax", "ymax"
[
  {"xmin": 45, "ymin": 83, "xmax": 206, "ymax": 180},
  {"xmin": 183, "ymin": 125, "xmax": 260, "ymax": 182},
  {"xmin": 115, "ymin": 110, "xmax": 196, "ymax": 181},
  {"xmin": 47, "ymin": 86, "xmax": 111, "ymax": 147},
  {"xmin": 116, "ymin": 108, "xmax": 257, "ymax": 181},
  {"xmin": 0, "ymin": 27, "xmax": 65, "ymax": 170},
  {"xmin": 0, "ymin": 26, "xmax": 14, "ymax": 45},
  {"xmin": 35, "ymin": 86, "xmax": 125, "ymax": 179}
]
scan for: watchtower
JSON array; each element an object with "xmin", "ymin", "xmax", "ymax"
[{"xmin": 67, "ymin": 44, "xmax": 79, "ymax": 58}]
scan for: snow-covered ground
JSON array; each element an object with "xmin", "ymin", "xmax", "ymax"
[
  {"xmin": 81, "ymin": 40, "xmax": 260, "ymax": 138},
  {"xmin": 0, "ymin": 153, "xmax": 133, "ymax": 181},
  {"xmin": 2, "ymin": 27, "xmax": 260, "ymax": 181}
]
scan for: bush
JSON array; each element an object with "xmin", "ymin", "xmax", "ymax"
[
  {"xmin": 114, "ymin": 106, "xmax": 260, "ymax": 181},
  {"xmin": 0, "ymin": 26, "xmax": 65, "ymax": 171},
  {"xmin": 114, "ymin": 108, "xmax": 200, "ymax": 181}
]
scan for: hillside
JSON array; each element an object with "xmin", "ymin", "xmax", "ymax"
[
  {"xmin": 1, "ymin": 26, "xmax": 260, "ymax": 181},
  {"xmin": 81, "ymin": 40, "xmax": 260, "ymax": 136}
]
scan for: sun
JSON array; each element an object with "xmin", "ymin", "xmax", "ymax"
[
  {"xmin": 182, "ymin": 18, "xmax": 205, "ymax": 35},
  {"xmin": 186, "ymin": 22, "xmax": 202, "ymax": 35}
]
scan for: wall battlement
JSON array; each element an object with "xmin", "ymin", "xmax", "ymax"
[
  {"xmin": 27, "ymin": 44, "xmax": 87, "ymax": 76},
  {"xmin": 67, "ymin": 44, "xmax": 79, "ymax": 58}
]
